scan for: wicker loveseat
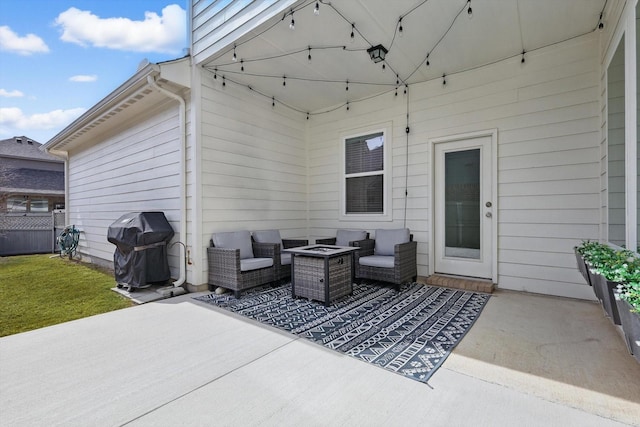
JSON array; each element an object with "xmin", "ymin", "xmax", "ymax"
[
  {"xmin": 252, "ymin": 229, "xmax": 308, "ymax": 282},
  {"xmin": 354, "ymin": 228, "xmax": 417, "ymax": 291},
  {"xmin": 207, "ymin": 230, "xmax": 277, "ymax": 298}
]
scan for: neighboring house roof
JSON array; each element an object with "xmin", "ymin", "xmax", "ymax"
[
  {"xmin": 0, "ymin": 136, "xmax": 64, "ymax": 163},
  {"xmin": 0, "ymin": 168, "xmax": 64, "ymax": 195}
]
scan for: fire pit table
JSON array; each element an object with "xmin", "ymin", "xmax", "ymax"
[{"xmin": 285, "ymin": 244, "xmax": 359, "ymax": 306}]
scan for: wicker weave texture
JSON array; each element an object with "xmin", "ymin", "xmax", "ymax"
[
  {"xmin": 355, "ymin": 240, "xmax": 417, "ymax": 287},
  {"xmin": 293, "ymin": 254, "xmax": 352, "ymax": 304},
  {"xmin": 207, "ymin": 244, "xmax": 276, "ymax": 297}
]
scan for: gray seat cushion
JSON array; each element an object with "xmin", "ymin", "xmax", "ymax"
[
  {"xmin": 335, "ymin": 229, "xmax": 368, "ymax": 246},
  {"xmin": 212, "ymin": 230, "xmax": 254, "ymax": 259},
  {"xmin": 374, "ymin": 228, "xmax": 410, "ymax": 256},
  {"xmin": 281, "ymin": 252, "xmax": 292, "ymax": 265},
  {"xmin": 359, "ymin": 255, "xmax": 394, "ymax": 268},
  {"xmin": 240, "ymin": 257, "xmax": 273, "ymax": 271},
  {"xmin": 252, "ymin": 229, "xmax": 283, "ymax": 247}
]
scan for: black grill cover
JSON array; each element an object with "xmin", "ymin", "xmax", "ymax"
[{"xmin": 107, "ymin": 212, "xmax": 175, "ymax": 288}]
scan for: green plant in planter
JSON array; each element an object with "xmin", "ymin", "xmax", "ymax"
[{"xmin": 618, "ymin": 281, "xmax": 640, "ymax": 312}]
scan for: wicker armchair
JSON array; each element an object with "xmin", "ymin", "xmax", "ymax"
[
  {"xmin": 316, "ymin": 229, "xmax": 369, "ymax": 246},
  {"xmin": 354, "ymin": 228, "xmax": 417, "ymax": 291},
  {"xmin": 207, "ymin": 230, "xmax": 277, "ymax": 298},
  {"xmin": 252, "ymin": 230, "xmax": 308, "ymax": 281}
]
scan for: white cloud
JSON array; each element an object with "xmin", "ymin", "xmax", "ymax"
[
  {"xmin": 0, "ymin": 89, "xmax": 24, "ymax": 98},
  {"xmin": 69, "ymin": 75, "xmax": 97, "ymax": 83},
  {"xmin": 55, "ymin": 5, "xmax": 186, "ymax": 54},
  {"xmin": 0, "ymin": 25, "xmax": 49, "ymax": 55},
  {"xmin": 0, "ymin": 107, "xmax": 86, "ymax": 131}
]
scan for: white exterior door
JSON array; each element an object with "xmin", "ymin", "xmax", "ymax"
[{"xmin": 434, "ymin": 135, "xmax": 494, "ymax": 279}]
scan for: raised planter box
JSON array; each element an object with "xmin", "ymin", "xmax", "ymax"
[
  {"xmin": 574, "ymin": 248, "xmax": 592, "ymax": 286},
  {"xmin": 615, "ymin": 296, "xmax": 640, "ymax": 363},
  {"xmin": 593, "ymin": 273, "xmax": 621, "ymax": 325}
]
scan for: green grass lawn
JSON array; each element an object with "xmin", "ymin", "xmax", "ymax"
[{"xmin": 0, "ymin": 254, "xmax": 133, "ymax": 337}]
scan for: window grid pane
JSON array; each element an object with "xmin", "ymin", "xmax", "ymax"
[
  {"xmin": 346, "ymin": 175, "xmax": 383, "ymax": 213},
  {"xmin": 345, "ymin": 132, "xmax": 384, "ymax": 175}
]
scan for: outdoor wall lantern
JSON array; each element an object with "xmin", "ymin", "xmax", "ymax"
[{"xmin": 367, "ymin": 44, "xmax": 388, "ymax": 63}]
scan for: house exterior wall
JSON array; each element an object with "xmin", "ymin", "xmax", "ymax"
[
  {"xmin": 66, "ymin": 99, "xmax": 184, "ymax": 277},
  {"xmin": 196, "ymin": 67, "xmax": 308, "ymax": 279},
  {"xmin": 307, "ymin": 33, "xmax": 601, "ymax": 300}
]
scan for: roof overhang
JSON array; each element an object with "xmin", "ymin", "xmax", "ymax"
[{"xmin": 43, "ymin": 57, "xmax": 191, "ymax": 155}]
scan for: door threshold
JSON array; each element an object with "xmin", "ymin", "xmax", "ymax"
[{"xmin": 426, "ymin": 273, "xmax": 494, "ymax": 293}]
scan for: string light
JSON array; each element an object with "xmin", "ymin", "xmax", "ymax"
[
  {"xmin": 598, "ymin": 12, "xmax": 604, "ymax": 30},
  {"xmin": 382, "ymin": 63, "xmax": 386, "ymax": 72},
  {"xmin": 442, "ymin": 73, "xmax": 446, "ymax": 86},
  {"xmin": 395, "ymin": 87, "xmax": 398, "ymax": 97},
  {"xmin": 346, "ymin": 80, "xmax": 349, "ymax": 91},
  {"xmin": 240, "ymin": 59, "xmax": 244, "ymax": 71},
  {"xmin": 222, "ymin": 75, "xmax": 226, "ymax": 87},
  {"xmin": 404, "ymin": 84, "xmax": 407, "ymax": 95},
  {"xmin": 398, "ymin": 17, "xmax": 403, "ymax": 37},
  {"xmin": 308, "ymin": 46, "xmax": 312, "ymax": 63},
  {"xmin": 314, "ymin": 1, "xmax": 320, "ymax": 16},
  {"xmin": 346, "ymin": 101, "xmax": 350, "ymax": 111},
  {"xmin": 350, "ymin": 23, "xmax": 355, "ymax": 42},
  {"xmin": 521, "ymin": 50, "xmax": 526, "ymax": 64},
  {"xmin": 213, "ymin": 67, "xmax": 217, "ymax": 79},
  {"xmin": 289, "ymin": 11, "xmax": 295, "ymax": 30},
  {"xmin": 232, "ymin": 46, "xmax": 237, "ymax": 62},
  {"xmin": 272, "ymin": 96, "xmax": 275, "ymax": 107},
  {"xmin": 307, "ymin": 112, "xmax": 310, "ymax": 120},
  {"xmin": 426, "ymin": 53, "xmax": 430, "ymax": 68},
  {"xmin": 283, "ymin": 75, "xmax": 286, "ymax": 86},
  {"xmin": 467, "ymin": 0, "xmax": 473, "ymax": 18}
]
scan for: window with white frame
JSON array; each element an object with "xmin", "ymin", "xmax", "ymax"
[{"xmin": 344, "ymin": 131, "xmax": 386, "ymax": 215}]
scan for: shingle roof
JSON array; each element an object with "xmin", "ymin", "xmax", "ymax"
[
  {"xmin": 0, "ymin": 136, "xmax": 64, "ymax": 163},
  {"xmin": 0, "ymin": 168, "xmax": 64, "ymax": 193}
]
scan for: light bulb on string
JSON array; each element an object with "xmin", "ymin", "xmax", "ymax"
[
  {"xmin": 346, "ymin": 102, "xmax": 350, "ymax": 111},
  {"xmin": 289, "ymin": 11, "xmax": 295, "ymax": 30},
  {"xmin": 442, "ymin": 74, "xmax": 446, "ymax": 86},
  {"xmin": 213, "ymin": 68, "xmax": 217, "ymax": 79},
  {"xmin": 598, "ymin": 13, "xmax": 604, "ymax": 31},
  {"xmin": 314, "ymin": 1, "xmax": 319, "ymax": 16},
  {"xmin": 272, "ymin": 97, "xmax": 275, "ymax": 108},
  {"xmin": 232, "ymin": 46, "xmax": 237, "ymax": 62},
  {"xmin": 382, "ymin": 63, "xmax": 386, "ymax": 72},
  {"xmin": 283, "ymin": 76, "xmax": 286, "ymax": 87},
  {"xmin": 398, "ymin": 17, "xmax": 403, "ymax": 37},
  {"xmin": 521, "ymin": 50, "xmax": 526, "ymax": 64},
  {"xmin": 222, "ymin": 76, "xmax": 226, "ymax": 87},
  {"xmin": 467, "ymin": 0, "xmax": 473, "ymax": 19},
  {"xmin": 240, "ymin": 59, "xmax": 244, "ymax": 71},
  {"xmin": 426, "ymin": 53, "xmax": 430, "ymax": 68},
  {"xmin": 307, "ymin": 112, "xmax": 310, "ymax": 120},
  {"xmin": 395, "ymin": 87, "xmax": 398, "ymax": 97},
  {"xmin": 396, "ymin": 74, "xmax": 400, "ymax": 86},
  {"xmin": 350, "ymin": 23, "xmax": 355, "ymax": 42},
  {"xmin": 404, "ymin": 85, "xmax": 407, "ymax": 95},
  {"xmin": 308, "ymin": 46, "xmax": 312, "ymax": 64},
  {"xmin": 346, "ymin": 80, "xmax": 349, "ymax": 91}
]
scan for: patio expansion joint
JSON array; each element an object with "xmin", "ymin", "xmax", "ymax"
[{"xmin": 116, "ymin": 339, "xmax": 297, "ymax": 426}]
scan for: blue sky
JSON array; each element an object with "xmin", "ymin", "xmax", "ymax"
[{"xmin": 0, "ymin": 0, "xmax": 187, "ymax": 144}]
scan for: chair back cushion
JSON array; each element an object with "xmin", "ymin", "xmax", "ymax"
[
  {"xmin": 335, "ymin": 229, "xmax": 368, "ymax": 246},
  {"xmin": 252, "ymin": 229, "xmax": 283, "ymax": 247},
  {"xmin": 212, "ymin": 230, "xmax": 254, "ymax": 259},
  {"xmin": 374, "ymin": 228, "xmax": 410, "ymax": 256}
]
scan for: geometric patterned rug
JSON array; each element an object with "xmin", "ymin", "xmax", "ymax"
[{"xmin": 195, "ymin": 281, "xmax": 490, "ymax": 384}]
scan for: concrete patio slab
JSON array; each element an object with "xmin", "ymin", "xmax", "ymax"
[{"xmin": 1, "ymin": 288, "xmax": 639, "ymax": 426}]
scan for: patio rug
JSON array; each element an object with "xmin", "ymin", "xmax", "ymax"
[{"xmin": 195, "ymin": 281, "xmax": 490, "ymax": 383}]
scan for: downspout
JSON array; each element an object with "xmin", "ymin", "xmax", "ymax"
[{"xmin": 147, "ymin": 75, "xmax": 187, "ymax": 287}]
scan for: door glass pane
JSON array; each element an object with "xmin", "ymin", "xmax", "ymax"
[
  {"xmin": 444, "ymin": 149, "xmax": 480, "ymax": 259},
  {"xmin": 608, "ymin": 35, "xmax": 625, "ymax": 246}
]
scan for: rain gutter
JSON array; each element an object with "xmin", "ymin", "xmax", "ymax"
[{"xmin": 146, "ymin": 75, "xmax": 187, "ymax": 288}]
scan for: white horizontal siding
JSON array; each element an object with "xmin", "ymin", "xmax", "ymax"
[
  {"xmin": 198, "ymin": 69, "xmax": 307, "ymax": 273},
  {"xmin": 307, "ymin": 33, "xmax": 601, "ymax": 299},
  {"xmin": 67, "ymin": 100, "xmax": 183, "ymax": 278}
]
